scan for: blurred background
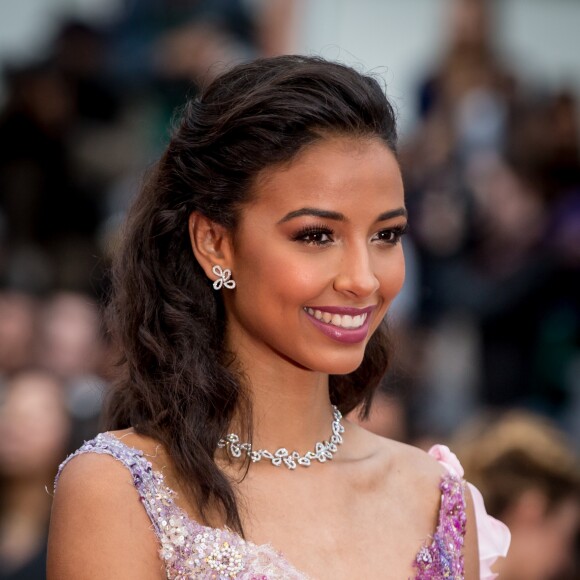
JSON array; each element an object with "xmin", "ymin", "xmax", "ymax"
[{"xmin": 0, "ymin": 0, "xmax": 578, "ymax": 578}]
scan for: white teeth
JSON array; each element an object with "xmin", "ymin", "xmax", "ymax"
[{"xmin": 304, "ymin": 308, "xmax": 368, "ymax": 329}]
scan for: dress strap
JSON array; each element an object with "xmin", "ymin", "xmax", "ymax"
[
  {"xmin": 414, "ymin": 472, "xmax": 466, "ymax": 579},
  {"xmin": 55, "ymin": 433, "xmax": 307, "ymax": 578},
  {"xmin": 54, "ymin": 432, "xmax": 177, "ymax": 542},
  {"xmin": 427, "ymin": 444, "xmax": 511, "ymax": 580}
]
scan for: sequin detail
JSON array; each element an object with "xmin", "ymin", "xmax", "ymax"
[
  {"xmin": 55, "ymin": 433, "xmax": 467, "ymax": 579},
  {"xmin": 55, "ymin": 433, "xmax": 306, "ymax": 579},
  {"xmin": 414, "ymin": 475, "xmax": 466, "ymax": 579}
]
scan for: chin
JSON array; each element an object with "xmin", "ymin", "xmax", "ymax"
[{"xmin": 307, "ymin": 351, "xmax": 366, "ymax": 375}]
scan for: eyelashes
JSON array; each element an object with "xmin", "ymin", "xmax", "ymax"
[
  {"xmin": 373, "ymin": 224, "xmax": 408, "ymax": 244},
  {"xmin": 291, "ymin": 223, "xmax": 408, "ymax": 247},
  {"xmin": 291, "ymin": 224, "xmax": 335, "ymax": 246}
]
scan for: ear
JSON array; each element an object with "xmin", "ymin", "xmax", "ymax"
[{"xmin": 188, "ymin": 212, "xmax": 234, "ymax": 282}]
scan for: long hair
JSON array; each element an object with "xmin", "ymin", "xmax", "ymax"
[{"xmin": 104, "ymin": 55, "xmax": 398, "ymax": 534}]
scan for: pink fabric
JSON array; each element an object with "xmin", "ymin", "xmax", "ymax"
[{"xmin": 428, "ymin": 445, "xmax": 511, "ymax": 580}]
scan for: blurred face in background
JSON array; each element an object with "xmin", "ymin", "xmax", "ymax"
[
  {"xmin": 498, "ymin": 489, "xmax": 580, "ymax": 580},
  {"xmin": 35, "ymin": 292, "xmax": 102, "ymax": 379},
  {"xmin": 0, "ymin": 293, "xmax": 37, "ymax": 374},
  {"xmin": 450, "ymin": 0, "xmax": 489, "ymax": 49},
  {"xmin": 0, "ymin": 370, "xmax": 70, "ymax": 479}
]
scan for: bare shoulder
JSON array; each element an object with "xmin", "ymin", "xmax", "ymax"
[
  {"xmin": 346, "ymin": 424, "xmax": 453, "ymax": 513},
  {"xmin": 363, "ymin": 430, "xmax": 480, "ymax": 578},
  {"xmin": 47, "ymin": 433, "xmax": 165, "ymax": 580},
  {"xmin": 383, "ymin": 437, "xmax": 447, "ymax": 482},
  {"xmin": 345, "ymin": 421, "xmax": 446, "ymax": 492},
  {"xmin": 348, "ymin": 425, "xmax": 480, "ymax": 576}
]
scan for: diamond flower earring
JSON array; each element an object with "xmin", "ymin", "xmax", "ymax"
[{"xmin": 212, "ymin": 265, "xmax": 236, "ymax": 290}]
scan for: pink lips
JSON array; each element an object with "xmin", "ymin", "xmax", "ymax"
[{"xmin": 303, "ymin": 305, "xmax": 376, "ymax": 344}]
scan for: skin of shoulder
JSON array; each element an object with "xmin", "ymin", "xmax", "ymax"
[
  {"xmin": 387, "ymin": 438, "xmax": 480, "ymax": 579},
  {"xmin": 350, "ymin": 425, "xmax": 480, "ymax": 578},
  {"xmin": 345, "ymin": 422, "xmax": 447, "ymax": 500},
  {"xmin": 47, "ymin": 449, "xmax": 165, "ymax": 580}
]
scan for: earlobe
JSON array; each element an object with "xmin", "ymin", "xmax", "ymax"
[{"xmin": 188, "ymin": 212, "xmax": 234, "ymax": 284}]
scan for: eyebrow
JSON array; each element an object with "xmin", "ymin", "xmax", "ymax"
[
  {"xmin": 277, "ymin": 206, "xmax": 407, "ymax": 224},
  {"xmin": 376, "ymin": 208, "xmax": 408, "ymax": 221}
]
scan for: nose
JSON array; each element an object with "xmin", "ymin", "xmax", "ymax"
[{"xmin": 332, "ymin": 242, "xmax": 380, "ymax": 299}]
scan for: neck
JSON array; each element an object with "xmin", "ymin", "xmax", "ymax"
[
  {"xmin": 230, "ymin": 343, "xmax": 335, "ymax": 455},
  {"xmin": 251, "ymin": 373, "xmax": 334, "ymax": 454}
]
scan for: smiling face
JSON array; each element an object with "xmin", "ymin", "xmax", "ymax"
[{"xmin": 222, "ymin": 135, "xmax": 406, "ymax": 375}]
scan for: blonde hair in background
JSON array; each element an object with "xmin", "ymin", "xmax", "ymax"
[{"xmin": 452, "ymin": 410, "xmax": 580, "ymax": 518}]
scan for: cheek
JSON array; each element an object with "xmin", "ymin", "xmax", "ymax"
[
  {"xmin": 234, "ymin": 242, "xmax": 328, "ymax": 302},
  {"xmin": 378, "ymin": 249, "xmax": 406, "ymax": 302}
]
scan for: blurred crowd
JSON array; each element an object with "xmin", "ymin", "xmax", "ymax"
[
  {"xmin": 0, "ymin": 1, "xmax": 297, "ymax": 578},
  {"xmin": 0, "ymin": 0, "xmax": 578, "ymax": 578},
  {"xmin": 394, "ymin": 0, "xmax": 580, "ymax": 446},
  {"xmin": 0, "ymin": 292, "xmax": 108, "ymax": 579}
]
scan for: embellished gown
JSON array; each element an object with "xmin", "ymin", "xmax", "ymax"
[{"xmin": 55, "ymin": 433, "xmax": 510, "ymax": 579}]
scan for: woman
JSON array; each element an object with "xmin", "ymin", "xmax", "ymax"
[{"xmin": 47, "ymin": 55, "xmax": 509, "ymax": 579}]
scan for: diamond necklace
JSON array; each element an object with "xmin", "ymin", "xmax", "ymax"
[{"xmin": 217, "ymin": 405, "xmax": 344, "ymax": 470}]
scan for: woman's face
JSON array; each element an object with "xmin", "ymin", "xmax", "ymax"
[{"xmin": 223, "ymin": 135, "xmax": 406, "ymax": 375}]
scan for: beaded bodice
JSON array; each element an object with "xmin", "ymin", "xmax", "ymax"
[{"xmin": 55, "ymin": 433, "xmax": 467, "ymax": 579}]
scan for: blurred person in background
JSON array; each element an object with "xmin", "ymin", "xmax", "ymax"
[
  {"xmin": 0, "ymin": 369, "xmax": 71, "ymax": 580},
  {"xmin": 401, "ymin": 0, "xmax": 521, "ymax": 437},
  {"xmin": 34, "ymin": 292, "xmax": 109, "ymax": 445},
  {"xmin": 0, "ymin": 1, "xmax": 298, "ymax": 299},
  {"xmin": 400, "ymin": 0, "xmax": 580, "ymax": 440},
  {"xmin": 35, "ymin": 292, "xmax": 103, "ymax": 380},
  {"xmin": 0, "ymin": 60, "xmax": 102, "ymax": 295},
  {"xmin": 104, "ymin": 0, "xmax": 298, "ymax": 149},
  {"xmin": 454, "ymin": 411, "xmax": 580, "ymax": 580},
  {"xmin": 0, "ymin": 294, "xmax": 37, "ymax": 378},
  {"xmin": 497, "ymin": 91, "xmax": 580, "ymax": 422}
]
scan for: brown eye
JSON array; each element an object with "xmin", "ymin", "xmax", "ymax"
[
  {"xmin": 377, "ymin": 230, "xmax": 396, "ymax": 243},
  {"xmin": 292, "ymin": 226, "xmax": 335, "ymax": 246},
  {"xmin": 302, "ymin": 232, "xmax": 331, "ymax": 244},
  {"xmin": 372, "ymin": 224, "xmax": 408, "ymax": 245}
]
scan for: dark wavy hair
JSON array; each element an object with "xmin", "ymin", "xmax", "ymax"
[{"xmin": 104, "ymin": 55, "xmax": 398, "ymax": 534}]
